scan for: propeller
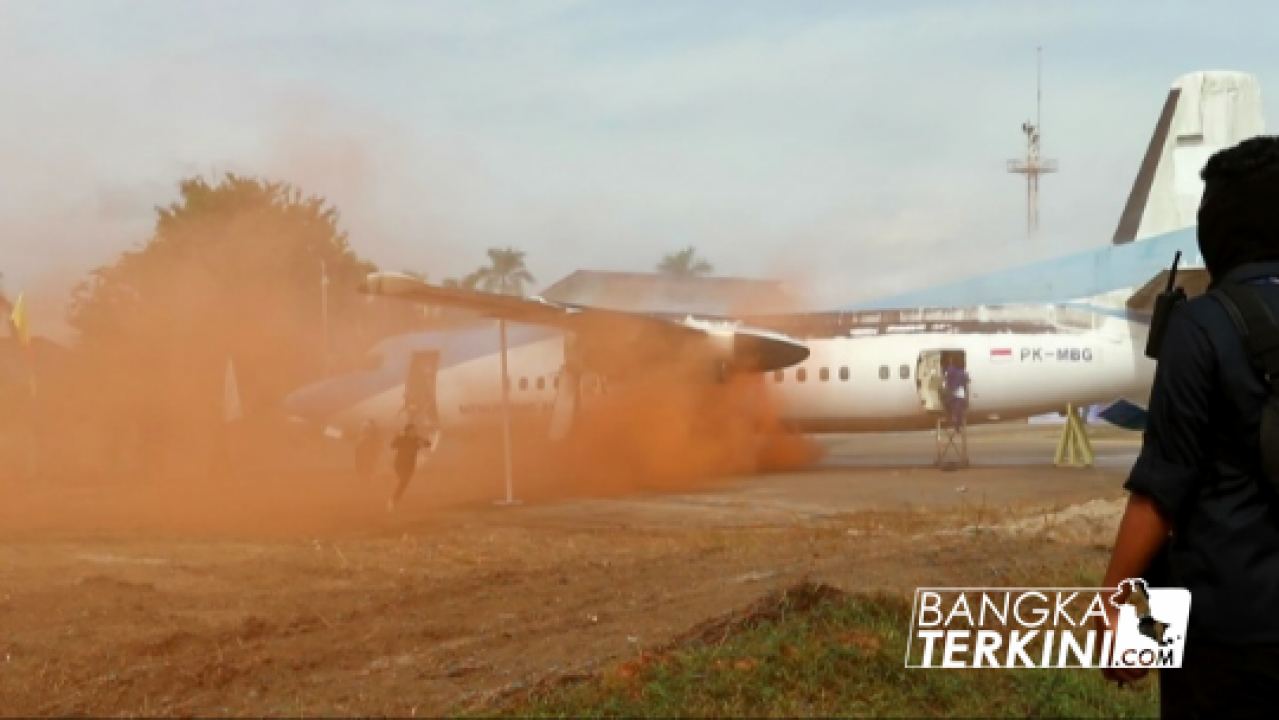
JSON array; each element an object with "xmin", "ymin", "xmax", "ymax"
[
  {"xmin": 549, "ymin": 334, "xmax": 585, "ymax": 441},
  {"xmin": 548, "ymin": 364, "xmax": 579, "ymax": 441}
]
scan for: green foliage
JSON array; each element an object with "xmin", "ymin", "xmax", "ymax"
[
  {"xmin": 467, "ymin": 248, "xmax": 535, "ymax": 296},
  {"xmin": 66, "ymin": 173, "xmax": 380, "ymax": 419},
  {"xmin": 484, "ymin": 592, "xmax": 1157, "ymax": 719},
  {"xmin": 656, "ymin": 247, "xmax": 713, "ymax": 278}
]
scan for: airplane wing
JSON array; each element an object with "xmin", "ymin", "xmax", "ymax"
[{"xmin": 357, "ymin": 272, "xmax": 810, "ymax": 374}]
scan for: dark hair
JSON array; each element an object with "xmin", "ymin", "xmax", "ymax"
[
  {"xmin": 1198, "ymin": 135, "xmax": 1279, "ymax": 279},
  {"xmin": 1201, "ymin": 135, "xmax": 1279, "ymax": 185}
]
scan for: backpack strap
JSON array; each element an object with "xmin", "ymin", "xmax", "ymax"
[
  {"xmin": 1209, "ymin": 284, "xmax": 1279, "ymax": 487},
  {"xmin": 1211, "ymin": 284, "xmax": 1279, "ymax": 387}
]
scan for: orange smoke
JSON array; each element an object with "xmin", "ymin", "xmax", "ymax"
[
  {"xmin": 9, "ymin": 174, "xmax": 408, "ymax": 482},
  {"xmin": 2, "ymin": 165, "xmax": 831, "ymax": 537},
  {"xmin": 482, "ymin": 342, "xmax": 826, "ymax": 501}
]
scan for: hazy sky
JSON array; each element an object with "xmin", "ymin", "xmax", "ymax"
[{"xmin": 3, "ymin": 0, "xmax": 1278, "ymax": 335}]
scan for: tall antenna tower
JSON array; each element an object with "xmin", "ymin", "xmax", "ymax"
[{"xmin": 1007, "ymin": 47, "xmax": 1058, "ymax": 238}]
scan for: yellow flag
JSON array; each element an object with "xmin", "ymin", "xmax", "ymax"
[{"xmin": 10, "ymin": 292, "xmax": 30, "ymax": 346}]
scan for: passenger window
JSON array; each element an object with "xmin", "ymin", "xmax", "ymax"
[
  {"xmin": 879, "ymin": 366, "xmax": 889, "ymax": 380},
  {"xmin": 819, "ymin": 367, "xmax": 830, "ymax": 381},
  {"xmin": 839, "ymin": 366, "xmax": 849, "ymax": 381},
  {"xmin": 797, "ymin": 368, "xmax": 807, "ymax": 382},
  {"xmin": 773, "ymin": 370, "xmax": 784, "ymax": 382},
  {"xmin": 899, "ymin": 364, "xmax": 910, "ymax": 380},
  {"xmin": 553, "ymin": 376, "xmax": 560, "ymax": 389},
  {"xmin": 518, "ymin": 377, "xmax": 528, "ymax": 391},
  {"xmin": 536, "ymin": 377, "xmax": 545, "ymax": 391}
]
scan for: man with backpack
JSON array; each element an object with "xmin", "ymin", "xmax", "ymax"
[{"xmin": 1098, "ymin": 136, "xmax": 1279, "ymax": 716}]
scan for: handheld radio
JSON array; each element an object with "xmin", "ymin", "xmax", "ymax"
[{"xmin": 1144, "ymin": 251, "xmax": 1188, "ymax": 360}]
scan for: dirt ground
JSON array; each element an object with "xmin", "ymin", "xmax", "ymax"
[{"xmin": 0, "ymin": 428, "xmax": 1135, "ymax": 717}]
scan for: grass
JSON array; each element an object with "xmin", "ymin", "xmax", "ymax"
[{"xmin": 472, "ymin": 580, "xmax": 1158, "ymax": 719}]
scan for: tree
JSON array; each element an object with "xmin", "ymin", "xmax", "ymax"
[
  {"xmin": 467, "ymin": 248, "xmax": 535, "ymax": 296},
  {"xmin": 67, "ymin": 173, "xmax": 378, "ymax": 448},
  {"xmin": 442, "ymin": 274, "xmax": 480, "ymax": 290},
  {"xmin": 656, "ymin": 247, "xmax": 713, "ymax": 278}
]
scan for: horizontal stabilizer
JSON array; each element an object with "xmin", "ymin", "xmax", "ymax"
[
  {"xmin": 1099, "ymin": 399, "xmax": 1148, "ymax": 431},
  {"xmin": 1126, "ymin": 266, "xmax": 1213, "ymax": 314}
]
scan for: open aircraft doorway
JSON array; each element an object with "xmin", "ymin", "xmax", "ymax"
[
  {"xmin": 916, "ymin": 349, "xmax": 966, "ymax": 412},
  {"xmin": 403, "ymin": 350, "xmax": 443, "ymax": 447}
]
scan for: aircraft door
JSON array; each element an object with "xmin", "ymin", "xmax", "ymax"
[
  {"xmin": 917, "ymin": 351, "xmax": 945, "ymax": 412},
  {"xmin": 403, "ymin": 350, "xmax": 441, "ymax": 430},
  {"xmin": 579, "ymin": 372, "xmax": 607, "ymax": 404},
  {"xmin": 916, "ymin": 349, "xmax": 966, "ymax": 413}
]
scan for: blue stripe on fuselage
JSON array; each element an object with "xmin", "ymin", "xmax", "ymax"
[{"xmin": 1059, "ymin": 302, "xmax": 1153, "ymax": 326}]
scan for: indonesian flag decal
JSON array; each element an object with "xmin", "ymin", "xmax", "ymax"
[{"xmin": 990, "ymin": 348, "xmax": 1013, "ymax": 363}]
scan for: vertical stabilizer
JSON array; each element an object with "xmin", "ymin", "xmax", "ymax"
[{"xmin": 1113, "ymin": 71, "xmax": 1264, "ymax": 245}]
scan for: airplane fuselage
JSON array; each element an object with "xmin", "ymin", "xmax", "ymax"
[
  {"xmin": 290, "ymin": 306, "xmax": 1156, "ymax": 437},
  {"xmin": 284, "ymin": 68, "xmax": 1255, "ymax": 442}
]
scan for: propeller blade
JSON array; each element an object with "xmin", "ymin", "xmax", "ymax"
[{"xmin": 549, "ymin": 368, "xmax": 579, "ymax": 440}]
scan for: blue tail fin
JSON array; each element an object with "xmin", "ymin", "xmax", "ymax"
[{"xmin": 1099, "ymin": 399, "xmax": 1148, "ymax": 431}]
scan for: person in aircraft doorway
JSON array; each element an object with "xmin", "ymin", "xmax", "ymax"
[
  {"xmin": 387, "ymin": 423, "xmax": 432, "ymax": 511},
  {"xmin": 943, "ymin": 360, "xmax": 970, "ymax": 429}
]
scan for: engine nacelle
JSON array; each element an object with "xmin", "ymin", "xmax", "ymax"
[
  {"xmin": 681, "ymin": 317, "xmax": 810, "ymax": 375},
  {"xmin": 563, "ymin": 319, "xmax": 807, "ymax": 384}
]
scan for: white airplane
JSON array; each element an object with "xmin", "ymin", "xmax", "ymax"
[{"xmin": 283, "ymin": 70, "xmax": 1261, "ymax": 443}]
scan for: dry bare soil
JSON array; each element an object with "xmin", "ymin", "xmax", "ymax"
[{"xmin": 0, "ymin": 431, "xmax": 1131, "ymax": 717}]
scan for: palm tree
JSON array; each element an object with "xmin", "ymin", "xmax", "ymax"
[
  {"xmin": 656, "ymin": 247, "xmax": 713, "ymax": 278},
  {"xmin": 442, "ymin": 273, "xmax": 481, "ymax": 290},
  {"xmin": 469, "ymin": 248, "xmax": 535, "ymax": 296}
]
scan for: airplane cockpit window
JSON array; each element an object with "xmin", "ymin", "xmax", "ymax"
[
  {"xmin": 879, "ymin": 365, "xmax": 889, "ymax": 380},
  {"xmin": 839, "ymin": 366, "xmax": 849, "ymax": 381},
  {"xmin": 899, "ymin": 364, "xmax": 910, "ymax": 379},
  {"xmin": 797, "ymin": 368, "xmax": 807, "ymax": 382},
  {"xmin": 819, "ymin": 367, "xmax": 830, "ymax": 381}
]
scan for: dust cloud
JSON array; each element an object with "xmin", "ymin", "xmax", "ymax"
[
  {"xmin": 2, "ymin": 155, "xmax": 827, "ymax": 542},
  {"xmin": 4, "ymin": 320, "xmax": 825, "ymax": 540},
  {"xmin": 1, "ymin": 167, "xmax": 390, "ymax": 538},
  {"xmin": 516, "ymin": 369, "xmax": 825, "ymax": 500},
  {"xmin": 426, "ymin": 291, "xmax": 828, "ymax": 504},
  {"xmin": 4, "ymin": 271, "xmax": 826, "ymax": 541}
]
